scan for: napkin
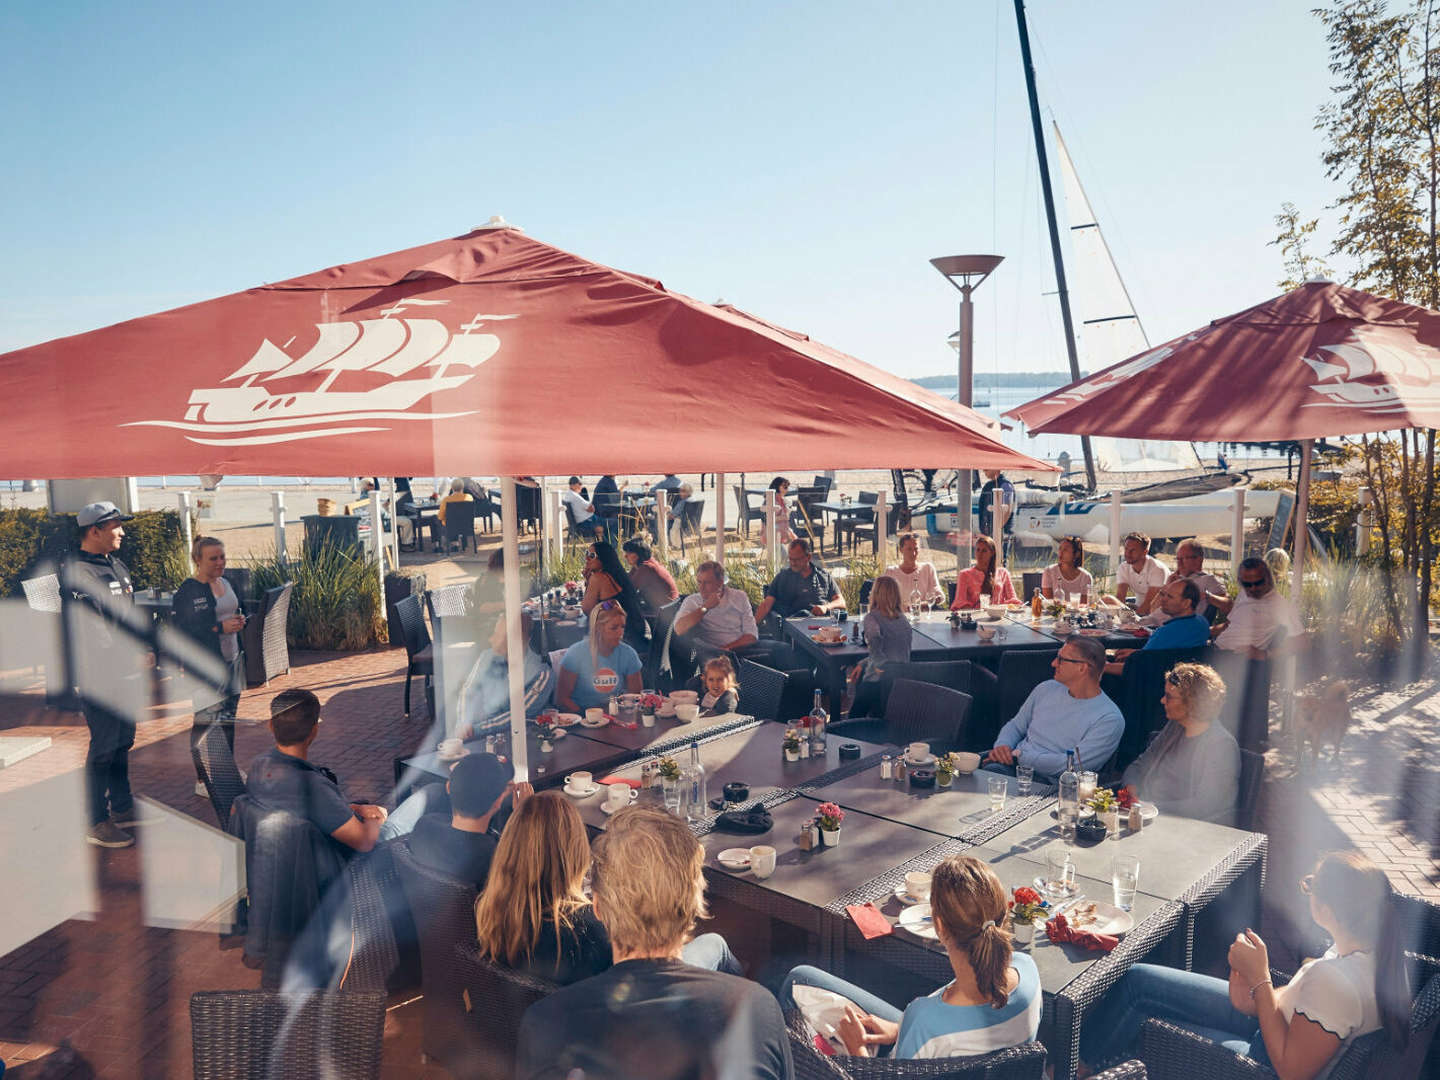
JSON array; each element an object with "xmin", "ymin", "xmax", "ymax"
[
  {"xmin": 1044, "ymin": 913, "xmax": 1118, "ymax": 952},
  {"xmin": 597, "ymin": 776, "xmax": 641, "ymax": 789},
  {"xmin": 713, "ymin": 802, "xmax": 773, "ymax": 834},
  {"xmin": 846, "ymin": 902, "xmax": 893, "ymax": 940}
]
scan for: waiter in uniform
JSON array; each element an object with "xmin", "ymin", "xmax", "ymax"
[{"xmin": 63, "ymin": 501, "xmax": 152, "ymax": 849}]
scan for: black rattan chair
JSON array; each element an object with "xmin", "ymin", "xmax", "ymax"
[
  {"xmin": 830, "ymin": 679, "xmax": 971, "ymax": 752},
  {"xmin": 242, "ymin": 582, "xmax": 294, "ymax": 687},
  {"xmin": 190, "ymin": 989, "xmax": 385, "ymax": 1080},
  {"xmin": 440, "ymin": 500, "xmax": 478, "ymax": 553},
  {"xmin": 451, "ymin": 940, "xmax": 560, "ymax": 1080},
  {"xmin": 735, "ymin": 656, "xmax": 788, "ymax": 721},
  {"xmin": 735, "ymin": 485, "xmax": 768, "ymax": 536},
  {"xmin": 676, "ymin": 497, "xmax": 706, "ymax": 555},
  {"xmin": 995, "ymin": 648, "xmax": 1059, "ymax": 728},
  {"xmin": 394, "ymin": 593, "xmax": 433, "ymax": 718},
  {"xmin": 1226, "ymin": 748, "xmax": 1264, "ymax": 830},
  {"xmin": 193, "ymin": 721, "xmax": 245, "ymax": 827},
  {"xmin": 837, "ymin": 491, "xmax": 879, "ymax": 552},
  {"xmin": 425, "ymin": 583, "xmax": 470, "ymax": 621},
  {"xmin": 1106, "ymin": 645, "xmax": 1212, "ymax": 770}
]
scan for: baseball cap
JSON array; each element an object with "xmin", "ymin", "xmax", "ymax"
[
  {"xmin": 448, "ymin": 752, "xmax": 513, "ymax": 816},
  {"xmin": 76, "ymin": 502, "xmax": 135, "ymax": 528}
]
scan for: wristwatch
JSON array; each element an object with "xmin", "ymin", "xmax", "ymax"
[{"xmin": 699, "ymin": 605, "xmax": 710, "ymax": 615}]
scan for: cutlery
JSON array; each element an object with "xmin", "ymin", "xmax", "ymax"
[{"xmin": 1048, "ymin": 894, "xmax": 1087, "ymax": 920}]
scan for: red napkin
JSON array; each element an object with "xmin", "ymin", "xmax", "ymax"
[
  {"xmin": 846, "ymin": 902, "xmax": 893, "ymax": 940},
  {"xmin": 1044, "ymin": 913, "xmax": 1118, "ymax": 952},
  {"xmin": 598, "ymin": 776, "xmax": 641, "ymax": 789}
]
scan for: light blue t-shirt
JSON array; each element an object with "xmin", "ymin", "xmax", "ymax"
[
  {"xmin": 561, "ymin": 639, "xmax": 643, "ymax": 712},
  {"xmin": 894, "ymin": 951, "xmax": 1041, "ymax": 1059},
  {"xmin": 1144, "ymin": 613, "xmax": 1210, "ymax": 651},
  {"xmin": 994, "ymin": 679, "xmax": 1124, "ymax": 781}
]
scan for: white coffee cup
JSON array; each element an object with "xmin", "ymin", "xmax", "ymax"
[
  {"xmin": 904, "ymin": 870, "xmax": 932, "ymax": 900},
  {"xmin": 976, "ymin": 624, "xmax": 997, "ymax": 642},
  {"xmin": 908, "ymin": 742, "xmax": 930, "ymax": 762},
  {"xmin": 749, "ymin": 845, "xmax": 777, "ymax": 879},
  {"xmin": 438, "ymin": 737, "xmax": 463, "ymax": 758},
  {"xmin": 669, "ymin": 690, "xmax": 699, "ymax": 704},
  {"xmin": 565, "ymin": 771, "xmax": 593, "ymax": 793},
  {"xmin": 606, "ymin": 782, "xmax": 638, "ymax": 809},
  {"xmin": 951, "ymin": 751, "xmax": 981, "ymax": 774},
  {"xmin": 585, "ymin": 707, "xmax": 605, "ymax": 724},
  {"xmin": 675, "ymin": 703, "xmax": 701, "ymax": 722}
]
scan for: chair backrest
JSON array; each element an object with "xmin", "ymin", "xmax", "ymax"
[
  {"xmin": 451, "ymin": 940, "xmax": 558, "ymax": 1080},
  {"xmin": 996, "ymin": 648, "xmax": 1060, "ymax": 725},
  {"xmin": 461, "ymin": 478, "xmax": 493, "ymax": 509},
  {"xmin": 735, "ymin": 656, "xmax": 788, "ymax": 721},
  {"xmin": 22, "ymin": 573, "xmax": 61, "ymax": 613},
  {"xmin": 652, "ymin": 597, "xmax": 698, "ymax": 689},
  {"xmin": 883, "ymin": 680, "xmax": 972, "ymax": 750},
  {"xmin": 811, "ymin": 476, "xmax": 834, "ymax": 492},
  {"xmin": 394, "ymin": 594, "xmax": 431, "ymax": 660},
  {"xmin": 1230, "ymin": 748, "xmax": 1264, "ymax": 830},
  {"xmin": 444, "ymin": 500, "xmax": 477, "ymax": 540},
  {"xmin": 783, "ymin": 1009, "xmax": 1048, "ymax": 1079},
  {"xmin": 681, "ymin": 498, "xmax": 705, "ymax": 532},
  {"xmin": 223, "ymin": 567, "xmax": 253, "ymax": 606},
  {"xmin": 335, "ymin": 848, "xmax": 405, "ymax": 993},
  {"xmin": 856, "ymin": 660, "xmax": 978, "ymax": 726},
  {"xmin": 1021, "ymin": 570, "xmax": 1043, "ymax": 601},
  {"xmin": 390, "ymin": 840, "xmax": 480, "ymax": 1067},
  {"xmin": 858, "ymin": 579, "xmax": 875, "ymax": 607},
  {"xmin": 259, "ymin": 583, "xmax": 294, "ymax": 683},
  {"xmin": 733, "ymin": 485, "xmax": 760, "ymax": 519},
  {"xmin": 1366, "ymin": 959, "xmax": 1440, "ymax": 1078},
  {"xmin": 425, "ymin": 584, "xmax": 470, "ymax": 621},
  {"xmin": 1394, "ymin": 893, "xmax": 1440, "ymax": 962},
  {"xmin": 1113, "ymin": 645, "xmax": 1212, "ymax": 769},
  {"xmin": 193, "ymin": 722, "xmax": 245, "ymax": 827},
  {"xmin": 190, "ymin": 989, "xmax": 386, "ymax": 1080}
]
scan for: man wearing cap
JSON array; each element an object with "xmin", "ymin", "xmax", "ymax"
[
  {"xmin": 400, "ymin": 754, "xmax": 530, "ymax": 889},
  {"xmin": 62, "ymin": 502, "xmax": 151, "ymax": 849}
]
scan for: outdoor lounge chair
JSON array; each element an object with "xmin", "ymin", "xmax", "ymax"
[{"xmin": 190, "ymin": 989, "xmax": 385, "ymax": 1080}]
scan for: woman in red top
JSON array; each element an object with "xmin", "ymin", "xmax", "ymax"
[
  {"xmin": 621, "ymin": 538, "xmax": 679, "ymax": 609},
  {"xmin": 951, "ymin": 535, "xmax": 1018, "ymax": 610}
]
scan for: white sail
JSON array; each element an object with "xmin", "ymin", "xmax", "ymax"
[
  {"xmin": 314, "ymin": 318, "xmax": 408, "ymax": 375},
  {"xmin": 1053, "ymin": 122, "xmax": 1201, "ymax": 473},
  {"xmin": 267, "ymin": 322, "xmax": 363, "ymax": 381},
  {"xmin": 368, "ymin": 318, "xmax": 451, "ymax": 376},
  {"xmin": 428, "ymin": 331, "xmax": 501, "ymax": 372},
  {"xmin": 223, "ymin": 339, "xmax": 293, "ymax": 383}
]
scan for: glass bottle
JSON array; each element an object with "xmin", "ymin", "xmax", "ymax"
[
  {"xmin": 1031, "ymin": 588, "xmax": 1044, "ymax": 620},
  {"xmin": 683, "ymin": 741, "xmax": 708, "ymax": 824},
  {"xmin": 808, "ymin": 690, "xmax": 828, "ymax": 754},
  {"xmin": 1058, "ymin": 749, "xmax": 1079, "ymax": 843}
]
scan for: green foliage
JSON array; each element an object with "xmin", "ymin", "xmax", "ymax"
[
  {"xmin": 1270, "ymin": 202, "xmax": 1335, "ymax": 290},
  {"xmin": 247, "ymin": 540, "xmax": 387, "ymax": 650},
  {"xmin": 1301, "ymin": 552, "xmax": 1410, "ymax": 660},
  {"xmin": 0, "ymin": 508, "xmax": 187, "ymax": 597}
]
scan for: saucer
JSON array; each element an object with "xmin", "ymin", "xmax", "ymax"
[
  {"xmin": 563, "ymin": 783, "xmax": 600, "ymax": 798},
  {"xmin": 658, "ymin": 705, "xmax": 677, "ymax": 718},
  {"xmin": 903, "ymin": 752, "xmax": 937, "ymax": 767},
  {"xmin": 717, "ymin": 848, "xmax": 752, "ymax": 870},
  {"xmin": 892, "ymin": 884, "xmax": 930, "ymax": 906},
  {"xmin": 579, "ymin": 715, "xmax": 609, "ymax": 728},
  {"xmin": 600, "ymin": 800, "xmax": 633, "ymax": 815},
  {"xmin": 553, "ymin": 713, "xmax": 581, "ymax": 727}
]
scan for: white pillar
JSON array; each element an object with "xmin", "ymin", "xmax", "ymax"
[
  {"xmin": 1292, "ymin": 439, "xmax": 1314, "ymax": 598},
  {"xmin": 501, "ymin": 477, "xmax": 529, "ymax": 782},
  {"xmin": 714, "ymin": 472, "xmax": 726, "ymax": 566},
  {"xmin": 1108, "ymin": 491, "xmax": 1123, "ymax": 579},
  {"xmin": 271, "ymin": 491, "xmax": 286, "ymax": 562},
  {"xmin": 178, "ymin": 492, "xmax": 192, "ymax": 555},
  {"xmin": 550, "ymin": 488, "xmax": 564, "ymax": 561},
  {"xmin": 1230, "ymin": 488, "xmax": 1247, "ymax": 580},
  {"xmin": 387, "ymin": 478, "xmax": 399, "ymax": 571},
  {"xmin": 369, "ymin": 489, "xmax": 385, "ymax": 593},
  {"xmin": 1356, "ymin": 487, "xmax": 1373, "ymax": 556},
  {"xmin": 875, "ymin": 490, "xmax": 888, "ymax": 564},
  {"xmin": 764, "ymin": 492, "xmax": 779, "ymax": 572}
]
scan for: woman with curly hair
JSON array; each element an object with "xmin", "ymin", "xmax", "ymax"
[{"xmin": 1121, "ymin": 662, "xmax": 1240, "ymax": 822}]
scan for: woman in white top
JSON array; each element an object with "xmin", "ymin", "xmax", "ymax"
[
  {"xmin": 884, "ymin": 532, "xmax": 945, "ymax": 609},
  {"xmin": 768, "ymin": 476, "xmax": 797, "ymax": 545},
  {"xmin": 1080, "ymin": 850, "xmax": 1411, "ymax": 1078},
  {"xmin": 1040, "ymin": 535, "xmax": 1092, "ymax": 603}
]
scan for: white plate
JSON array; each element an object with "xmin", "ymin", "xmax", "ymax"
[
  {"xmin": 658, "ymin": 706, "xmax": 677, "ymax": 718},
  {"xmin": 563, "ymin": 784, "xmax": 600, "ymax": 798},
  {"xmin": 893, "ymin": 884, "xmax": 930, "ymax": 906},
  {"xmin": 904, "ymin": 752, "xmax": 937, "ymax": 767},
  {"xmin": 1136, "ymin": 800, "xmax": 1160, "ymax": 822},
  {"xmin": 717, "ymin": 848, "xmax": 752, "ymax": 869},
  {"xmin": 579, "ymin": 716, "xmax": 609, "ymax": 728},
  {"xmin": 898, "ymin": 902, "xmax": 938, "ymax": 940},
  {"xmin": 600, "ymin": 799, "xmax": 635, "ymax": 815},
  {"xmin": 1057, "ymin": 899, "xmax": 1133, "ymax": 936},
  {"xmin": 553, "ymin": 713, "xmax": 581, "ymax": 727}
]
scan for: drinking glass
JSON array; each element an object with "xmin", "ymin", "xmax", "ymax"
[
  {"xmin": 661, "ymin": 777, "xmax": 681, "ymax": 815},
  {"xmin": 1077, "ymin": 771, "xmax": 1098, "ymax": 803},
  {"xmin": 1015, "ymin": 764, "xmax": 1034, "ymax": 796},
  {"xmin": 1112, "ymin": 854, "xmax": 1140, "ymax": 911},
  {"xmin": 987, "ymin": 776, "xmax": 1008, "ymax": 814},
  {"xmin": 1043, "ymin": 846, "xmax": 1076, "ymax": 900}
]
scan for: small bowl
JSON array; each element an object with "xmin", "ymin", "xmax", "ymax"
[
  {"xmin": 723, "ymin": 782, "xmax": 750, "ymax": 803},
  {"xmin": 674, "ymin": 703, "xmax": 701, "ymax": 722},
  {"xmin": 950, "ymin": 751, "xmax": 981, "ymax": 774},
  {"xmin": 1074, "ymin": 818, "xmax": 1109, "ymax": 845},
  {"xmin": 908, "ymin": 768, "xmax": 936, "ymax": 789},
  {"xmin": 668, "ymin": 690, "xmax": 699, "ymax": 704}
]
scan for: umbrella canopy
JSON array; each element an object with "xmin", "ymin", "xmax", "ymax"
[
  {"xmin": 0, "ymin": 226, "xmax": 1050, "ymax": 479},
  {"xmin": 1006, "ymin": 281, "xmax": 1440, "ymax": 442}
]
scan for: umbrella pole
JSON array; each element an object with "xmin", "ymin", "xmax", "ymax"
[
  {"xmin": 500, "ymin": 477, "xmax": 529, "ymax": 782},
  {"xmin": 715, "ymin": 473, "xmax": 726, "ymax": 566},
  {"xmin": 1292, "ymin": 439, "xmax": 1313, "ymax": 598}
]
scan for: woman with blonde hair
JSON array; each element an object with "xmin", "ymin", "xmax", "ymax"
[
  {"xmin": 475, "ymin": 793, "xmax": 608, "ymax": 984},
  {"xmin": 951, "ymin": 535, "xmax": 1018, "ymax": 610},
  {"xmin": 1121, "ymin": 662, "xmax": 1240, "ymax": 822},
  {"xmin": 555, "ymin": 601, "xmax": 643, "ymax": 713},
  {"xmin": 1081, "ymin": 850, "xmax": 1411, "ymax": 1077},
  {"xmin": 173, "ymin": 537, "xmax": 246, "ymax": 793},
  {"xmin": 849, "ymin": 575, "xmax": 912, "ymax": 717},
  {"xmin": 780, "ymin": 854, "xmax": 1041, "ymax": 1058}
]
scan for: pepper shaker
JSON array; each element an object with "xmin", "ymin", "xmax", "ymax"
[
  {"xmin": 799, "ymin": 822, "xmax": 816, "ymax": 851},
  {"xmin": 895, "ymin": 756, "xmax": 908, "ymax": 783},
  {"xmin": 1128, "ymin": 804, "xmax": 1143, "ymax": 833}
]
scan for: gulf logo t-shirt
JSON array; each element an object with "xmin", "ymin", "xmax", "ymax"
[{"xmin": 561, "ymin": 641, "xmax": 644, "ymax": 711}]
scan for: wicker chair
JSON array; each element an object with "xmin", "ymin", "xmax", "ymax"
[
  {"xmin": 735, "ymin": 485, "xmax": 768, "ymax": 536},
  {"xmin": 394, "ymin": 593, "xmax": 433, "ymax": 718},
  {"xmin": 425, "ymin": 583, "xmax": 471, "ymax": 621},
  {"xmin": 735, "ymin": 656, "xmax": 788, "ymax": 721},
  {"xmin": 189, "ymin": 989, "xmax": 385, "ymax": 1080},
  {"xmin": 390, "ymin": 839, "xmax": 479, "ymax": 1067},
  {"xmin": 241, "ymin": 582, "xmax": 294, "ymax": 687},
  {"xmin": 192, "ymin": 721, "xmax": 246, "ymax": 827},
  {"xmin": 22, "ymin": 571, "xmax": 62, "ymax": 613},
  {"xmin": 995, "ymin": 649, "xmax": 1059, "ymax": 730},
  {"xmin": 1105, "ymin": 645, "xmax": 1212, "ymax": 770},
  {"xmin": 450, "ymin": 940, "xmax": 560, "ymax": 1080},
  {"xmin": 440, "ymin": 500, "xmax": 478, "ymax": 553},
  {"xmin": 829, "ymin": 680, "xmax": 971, "ymax": 753}
]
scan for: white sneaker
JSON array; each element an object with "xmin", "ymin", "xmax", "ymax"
[{"xmin": 195, "ymin": 779, "xmax": 208, "ymax": 797}]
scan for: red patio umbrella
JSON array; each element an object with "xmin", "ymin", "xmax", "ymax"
[
  {"xmin": 0, "ymin": 225, "xmax": 1049, "ymax": 479},
  {"xmin": 1005, "ymin": 280, "xmax": 1440, "ymax": 591}
]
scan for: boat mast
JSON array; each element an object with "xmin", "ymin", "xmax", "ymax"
[{"xmin": 1013, "ymin": 0, "xmax": 1097, "ymax": 493}]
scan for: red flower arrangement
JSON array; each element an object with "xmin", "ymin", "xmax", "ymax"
[
  {"xmin": 1008, "ymin": 885, "xmax": 1048, "ymax": 923},
  {"xmin": 1116, "ymin": 786, "xmax": 1138, "ymax": 809},
  {"xmin": 815, "ymin": 803, "xmax": 845, "ymax": 830}
]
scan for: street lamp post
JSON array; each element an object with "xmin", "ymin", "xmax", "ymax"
[{"xmin": 931, "ymin": 255, "xmax": 1003, "ymax": 568}]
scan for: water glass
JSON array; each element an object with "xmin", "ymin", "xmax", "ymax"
[
  {"xmin": 1078, "ymin": 770, "xmax": 1098, "ymax": 803},
  {"xmin": 661, "ymin": 777, "xmax": 681, "ymax": 815},
  {"xmin": 1112, "ymin": 854, "xmax": 1140, "ymax": 911},
  {"xmin": 1015, "ymin": 764, "xmax": 1034, "ymax": 796},
  {"xmin": 987, "ymin": 775, "xmax": 1008, "ymax": 814},
  {"xmin": 1043, "ymin": 846, "xmax": 1076, "ymax": 900}
]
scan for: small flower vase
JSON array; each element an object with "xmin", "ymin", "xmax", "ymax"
[
  {"xmin": 1101, "ymin": 808, "xmax": 1120, "ymax": 838},
  {"xmin": 785, "ymin": 748, "xmax": 800, "ymax": 762},
  {"xmin": 641, "ymin": 712, "xmax": 656, "ymax": 728},
  {"xmin": 937, "ymin": 771, "xmax": 953, "ymax": 788},
  {"xmin": 820, "ymin": 826, "xmax": 841, "ymax": 847},
  {"xmin": 1012, "ymin": 920, "xmax": 1034, "ymax": 948}
]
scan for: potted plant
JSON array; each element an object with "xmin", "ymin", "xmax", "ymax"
[
  {"xmin": 640, "ymin": 692, "xmax": 664, "ymax": 728},
  {"xmin": 1007, "ymin": 886, "xmax": 1047, "ymax": 947},
  {"xmin": 935, "ymin": 753, "xmax": 959, "ymax": 788},
  {"xmin": 783, "ymin": 729, "xmax": 802, "ymax": 762},
  {"xmin": 815, "ymin": 802, "xmax": 845, "ymax": 846},
  {"xmin": 1088, "ymin": 787, "xmax": 1120, "ymax": 838},
  {"xmin": 657, "ymin": 755, "xmax": 682, "ymax": 811}
]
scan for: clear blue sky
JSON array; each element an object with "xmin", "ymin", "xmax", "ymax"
[{"xmin": 0, "ymin": 0, "xmax": 1339, "ymax": 382}]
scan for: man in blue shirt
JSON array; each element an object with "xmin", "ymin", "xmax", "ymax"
[
  {"xmin": 1105, "ymin": 579, "xmax": 1210, "ymax": 675},
  {"xmin": 982, "ymin": 636, "xmax": 1124, "ymax": 783}
]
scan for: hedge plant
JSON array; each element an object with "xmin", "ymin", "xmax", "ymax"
[
  {"xmin": 247, "ymin": 540, "xmax": 387, "ymax": 650},
  {"xmin": 0, "ymin": 509, "xmax": 188, "ymax": 597}
]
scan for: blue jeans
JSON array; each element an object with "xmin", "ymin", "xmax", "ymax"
[
  {"xmin": 682, "ymin": 933, "xmax": 744, "ymax": 976},
  {"xmin": 778, "ymin": 964, "xmax": 904, "ymax": 1025},
  {"xmin": 1079, "ymin": 964, "xmax": 1270, "ymax": 1068},
  {"xmin": 980, "ymin": 760, "xmax": 1017, "ymax": 778},
  {"xmin": 379, "ymin": 781, "xmax": 449, "ymax": 841}
]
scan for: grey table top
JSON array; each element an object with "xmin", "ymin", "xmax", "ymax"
[
  {"xmin": 783, "ymin": 617, "xmax": 953, "ymax": 663},
  {"xmin": 565, "ymin": 710, "xmax": 753, "ymax": 753},
  {"xmin": 805, "ymin": 761, "xmax": 1046, "ymax": 840},
  {"xmin": 401, "ymin": 727, "xmax": 625, "ymax": 785},
  {"xmin": 910, "ymin": 615, "xmax": 1065, "ymax": 654},
  {"xmin": 979, "ymin": 804, "xmax": 1261, "ymax": 902}
]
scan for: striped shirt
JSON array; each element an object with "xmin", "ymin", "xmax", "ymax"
[{"xmin": 893, "ymin": 952, "xmax": 1041, "ymax": 1059}]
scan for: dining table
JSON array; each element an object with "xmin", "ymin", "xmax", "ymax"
[{"xmin": 808, "ymin": 499, "xmax": 871, "ymax": 555}]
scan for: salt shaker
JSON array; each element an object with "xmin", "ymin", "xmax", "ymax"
[
  {"xmin": 608, "ymin": 694, "xmax": 619, "ymax": 717},
  {"xmin": 1128, "ymin": 804, "xmax": 1143, "ymax": 833},
  {"xmin": 879, "ymin": 754, "xmax": 893, "ymax": 780},
  {"xmin": 799, "ymin": 736, "xmax": 811, "ymax": 759},
  {"xmin": 484, "ymin": 735, "xmax": 496, "ymax": 755}
]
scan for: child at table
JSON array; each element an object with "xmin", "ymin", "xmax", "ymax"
[
  {"xmin": 849, "ymin": 575, "xmax": 911, "ymax": 717},
  {"xmin": 699, "ymin": 655, "xmax": 739, "ymax": 717},
  {"xmin": 779, "ymin": 855, "xmax": 1041, "ymax": 1059}
]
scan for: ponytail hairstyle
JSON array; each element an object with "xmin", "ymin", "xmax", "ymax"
[
  {"xmin": 929, "ymin": 854, "xmax": 1013, "ymax": 1009},
  {"xmin": 1309, "ymin": 851, "xmax": 1410, "ymax": 1050}
]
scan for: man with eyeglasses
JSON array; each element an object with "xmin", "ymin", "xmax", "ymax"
[
  {"xmin": 1146, "ymin": 538, "xmax": 1223, "ymax": 624},
  {"xmin": 1104, "ymin": 579, "xmax": 1210, "ymax": 676},
  {"xmin": 676, "ymin": 560, "xmax": 809, "ymax": 674},
  {"xmin": 1210, "ymin": 556, "xmax": 1302, "ymax": 656},
  {"xmin": 981, "ymin": 635, "xmax": 1124, "ymax": 784},
  {"xmin": 755, "ymin": 538, "xmax": 843, "ymax": 622}
]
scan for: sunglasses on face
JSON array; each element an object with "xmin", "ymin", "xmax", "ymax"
[
  {"xmin": 598, "ymin": 600, "xmax": 620, "ymax": 612},
  {"xmin": 1240, "ymin": 578, "xmax": 1267, "ymax": 590}
]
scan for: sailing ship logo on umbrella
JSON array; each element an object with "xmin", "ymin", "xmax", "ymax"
[
  {"xmin": 1303, "ymin": 323, "xmax": 1440, "ymax": 415},
  {"xmin": 123, "ymin": 298, "xmax": 514, "ymax": 446}
]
